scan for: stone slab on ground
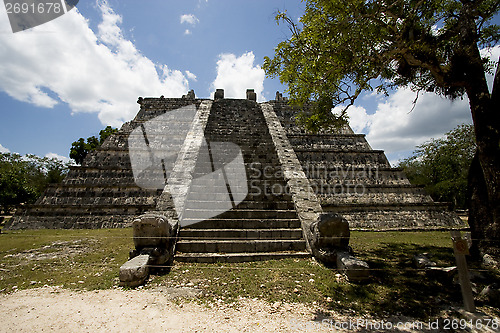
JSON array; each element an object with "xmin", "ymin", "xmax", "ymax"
[
  {"xmin": 119, "ymin": 254, "xmax": 150, "ymax": 287},
  {"xmin": 413, "ymin": 253, "xmax": 437, "ymax": 268},
  {"xmin": 337, "ymin": 251, "xmax": 370, "ymax": 282}
]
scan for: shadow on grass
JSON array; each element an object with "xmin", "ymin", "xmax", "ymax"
[{"xmin": 322, "ymin": 243, "xmax": 463, "ymax": 319}]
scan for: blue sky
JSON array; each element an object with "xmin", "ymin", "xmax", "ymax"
[{"xmin": 0, "ymin": 0, "xmax": 496, "ymax": 165}]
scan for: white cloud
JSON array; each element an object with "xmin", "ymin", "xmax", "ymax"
[
  {"xmin": 0, "ymin": 0, "xmax": 190, "ymax": 127},
  {"xmin": 345, "ymin": 105, "xmax": 371, "ymax": 133},
  {"xmin": 184, "ymin": 29, "xmax": 192, "ymax": 35},
  {"xmin": 348, "ymin": 89, "xmax": 471, "ymax": 157},
  {"xmin": 45, "ymin": 152, "xmax": 72, "ymax": 164},
  {"xmin": 0, "ymin": 144, "xmax": 10, "ymax": 153},
  {"xmin": 210, "ymin": 52, "xmax": 265, "ymax": 101},
  {"xmin": 180, "ymin": 14, "xmax": 199, "ymax": 26},
  {"xmin": 481, "ymin": 46, "xmax": 500, "ymax": 91},
  {"xmin": 185, "ymin": 70, "xmax": 197, "ymax": 82},
  {"xmin": 197, "ymin": 0, "xmax": 209, "ymax": 9}
]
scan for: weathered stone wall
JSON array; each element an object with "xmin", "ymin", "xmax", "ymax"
[
  {"xmin": 271, "ymin": 100, "xmax": 463, "ymax": 229},
  {"xmin": 5, "ymin": 98, "xmax": 207, "ymax": 230}
]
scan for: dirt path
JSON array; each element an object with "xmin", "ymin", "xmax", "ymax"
[
  {"xmin": 1, "ymin": 286, "xmax": 330, "ymax": 332},
  {"xmin": 0, "ymin": 287, "xmax": 497, "ymax": 332}
]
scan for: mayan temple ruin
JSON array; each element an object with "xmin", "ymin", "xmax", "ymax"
[{"xmin": 6, "ymin": 89, "xmax": 462, "ymax": 262}]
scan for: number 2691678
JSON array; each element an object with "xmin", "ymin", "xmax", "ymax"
[{"xmin": 5, "ymin": 2, "xmax": 62, "ymax": 15}]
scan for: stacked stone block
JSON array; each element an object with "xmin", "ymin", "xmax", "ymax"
[
  {"xmin": 271, "ymin": 101, "xmax": 463, "ymax": 230},
  {"xmin": 6, "ymin": 98, "xmax": 202, "ymax": 229}
]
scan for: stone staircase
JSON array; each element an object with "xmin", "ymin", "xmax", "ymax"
[{"xmin": 175, "ymin": 99, "xmax": 309, "ymax": 262}]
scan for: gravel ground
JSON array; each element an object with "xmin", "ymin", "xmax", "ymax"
[{"xmin": 0, "ymin": 286, "xmax": 497, "ymax": 333}]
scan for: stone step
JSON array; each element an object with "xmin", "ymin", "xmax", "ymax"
[
  {"xmin": 304, "ymin": 167, "xmax": 405, "ymax": 178},
  {"xmin": 184, "ymin": 200, "xmax": 294, "ymax": 210},
  {"xmin": 310, "ymin": 183, "xmax": 427, "ymax": 194},
  {"xmin": 68, "ymin": 166, "xmax": 129, "ymax": 171},
  {"xmin": 183, "ymin": 209, "xmax": 297, "ymax": 220},
  {"xmin": 318, "ymin": 191, "xmax": 432, "ymax": 205},
  {"xmin": 14, "ymin": 207, "xmax": 154, "ymax": 223},
  {"xmin": 296, "ymin": 149, "xmax": 387, "ymax": 156},
  {"xmin": 306, "ymin": 178, "xmax": 411, "ymax": 186},
  {"xmin": 38, "ymin": 199, "xmax": 158, "ymax": 207},
  {"xmin": 186, "ymin": 185, "xmax": 250, "ymax": 193},
  {"xmin": 296, "ymin": 150, "xmax": 387, "ymax": 161},
  {"xmin": 37, "ymin": 196, "xmax": 159, "ymax": 206},
  {"xmin": 184, "ymin": 192, "xmax": 292, "ymax": 202},
  {"xmin": 178, "ymin": 228, "xmax": 304, "ymax": 240},
  {"xmin": 63, "ymin": 179, "xmax": 140, "ymax": 186},
  {"xmin": 191, "ymin": 165, "xmax": 283, "ymax": 174},
  {"xmin": 175, "ymin": 251, "xmax": 311, "ymax": 263},
  {"xmin": 181, "ymin": 218, "xmax": 301, "ymax": 229},
  {"xmin": 321, "ymin": 202, "xmax": 464, "ymax": 229},
  {"xmin": 297, "ymin": 161, "xmax": 391, "ymax": 170},
  {"xmin": 300, "ymin": 165, "xmax": 402, "ymax": 172},
  {"xmin": 20, "ymin": 203, "xmax": 156, "ymax": 212},
  {"xmin": 8, "ymin": 214, "xmax": 135, "ymax": 229},
  {"xmin": 43, "ymin": 184, "xmax": 160, "ymax": 192},
  {"xmin": 287, "ymin": 133, "xmax": 366, "ymax": 139},
  {"xmin": 330, "ymin": 209, "xmax": 464, "ymax": 230},
  {"xmin": 176, "ymin": 239, "xmax": 307, "ymax": 253},
  {"xmin": 322, "ymin": 202, "xmax": 453, "ymax": 212},
  {"xmin": 184, "ymin": 175, "xmax": 287, "ymax": 183},
  {"xmin": 289, "ymin": 139, "xmax": 370, "ymax": 151}
]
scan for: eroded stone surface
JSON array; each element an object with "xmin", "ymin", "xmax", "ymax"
[
  {"xmin": 133, "ymin": 213, "xmax": 174, "ymax": 249},
  {"xmin": 311, "ymin": 213, "xmax": 350, "ymax": 249},
  {"xmin": 307, "ymin": 213, "xmax": 351, "ymax": 265},
  {"xmin": 119, "ymin": 254, "xmax": 150, "ymax": 287},
  {"xmin": 413, "ymin": 253, "xmax": 437, "ymax": 268},
  {"xmin": 337, "ymin": 251, "xmax": 370, "ymax": 282},
  {"xmin": 131, "ymin": 213, "xmax": 179, "ymax": 266}
]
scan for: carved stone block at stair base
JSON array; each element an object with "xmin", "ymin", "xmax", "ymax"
[
  {"xmin": 131, "ymin": 213, "xmax": 178, "ymax": 266},
  {"xmin": 311, "ymin": 213, "xmax": 350, "ymax": 249},
  {"xmin": 133, "ymin": 213, "xmax": 173, "ymax": 249},
  {"xmin": 310, "ymin": 213, "xmax": 350, "ymax": 264}
]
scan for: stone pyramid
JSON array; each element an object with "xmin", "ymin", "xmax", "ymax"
[{"xmin": 7, "ymin": 90, "xmax": 462, "ymax": 261}]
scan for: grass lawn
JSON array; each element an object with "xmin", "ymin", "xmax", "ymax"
[{"xmin": 0, "ymin": 228, "xmax": 498, "ymax": 319}]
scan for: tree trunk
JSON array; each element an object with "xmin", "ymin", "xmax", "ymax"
[
  {"xmin": 455, "ymin": 2, "xmax": 500, "ymax": 260},
  {"xmin": 468, "ymin": 154, "xmax": 495, "ymax": 258},
  {"xmin": 465, "ymin": 58, "xmax": 500, "ymax": 260}
]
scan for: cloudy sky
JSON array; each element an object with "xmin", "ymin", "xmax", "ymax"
[{"xmin": 0, "ymin": 0, "xmax": 498, "ymax": 165}]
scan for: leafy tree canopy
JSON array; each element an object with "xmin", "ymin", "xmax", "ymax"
[
  {"xmin": 0, "ymin": 153, "xmax": 69, "ymax": 212},
  {"xmin": 398, "ymin": 124, "xmax": 475, "ymax": 209},
  {"xmin": 69, "ymin": 126, "xmax": 118, "ymax": 165},
  {"xmin": 263, "ymin": 0, "xmax": 500, "ymax": 131},
  {"xmin": 99, "ymin": 126, "xmax": 119, "ymax": 144}
]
